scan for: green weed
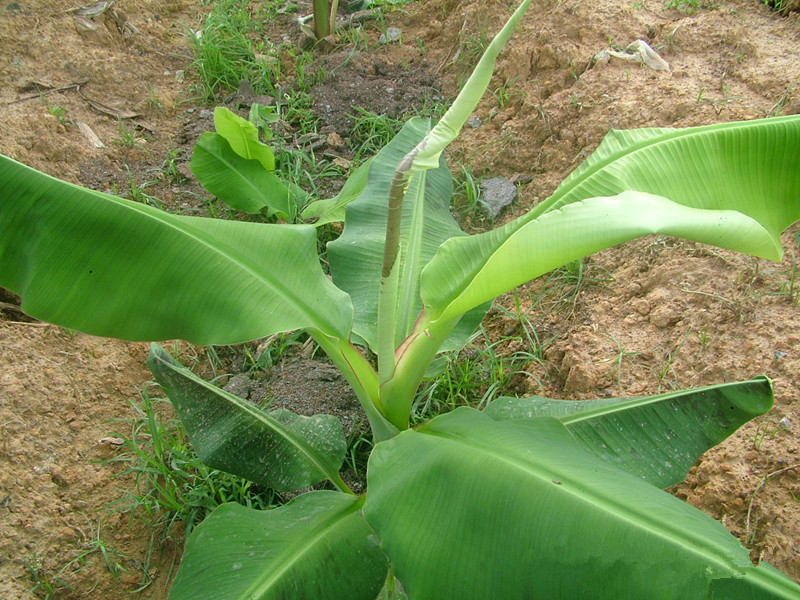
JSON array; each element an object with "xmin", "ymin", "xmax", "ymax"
[
  {"xmin": 452, "ymin": 163, "xmax": 483, "ymax": 218},
  {"xmin": 187, "ymin": 0, "xmax": 281, "ymax": 103},
  {"xmin": 291, "ymin": 48, "xmax": 327, "ymax": 90},
  {"xmin": 274, "ymin": 144, "xmax": 346, "ymax": 203},
  {"xmin": 338, "ymin": 24, "xmax": 370, "ymax": 51},
  {"xmin": 24, "ymin": 554, "xmax": 69, "ymax": 600},
  {"xmin": 601, "ymin": 333, "xmax": 642, "ymax": 394},
  {"xmin": 746, "ymin": 463, "xmax": 800, "ymax": 546},
  {"xmin": 349, "ymin": 107, "xmax": 404, "ymax": 162},
  {"xmin": 654, "ymin": 331, "xmax": 692, "ymax": 391},
  {"xmin": 415, "ymin": 35, "xmax": 427, "ymax": 56},
  {"xmin": 343, "ymin": 418, "xmax": 374, "ymax": 480},
  {"xmin": 506, "ymin": 289, "xmax": 555, "ymax": 358},
  {"xmin": 763, "ymin": 0, "xmax": 794, "ymax": 12},
  {"xmin": 24, "ymin": 520, "xmax": 130, "ymax": 599},
  {"xmin": 530, "ymin": 257, "xmax": 614, "ymax": 316},
  {"xmin": 767, "ymin": 79, "xmax": 797, "ymax": 117},
  {"xmin": 412, "ymin": 325, "xmax": 540, "ymax": 423},
  {"xmin": 143, "ymin": 83, "xmax": 166, "ymax": 116},
  {"xmin": 758, "ymin": 249, "xmax": 799, "ymax": 305},
  {"xmin": 242, "ymin": 331, "xmax": 306, "ymax": 373},
  {"xmin": 159, "ymin": 145, "xmax": 187, "ymax": 185},
  {"xmin": 115, "ymin": 120, "xmax": 147, "ymax": 150},
  {"xmin": 105, "ymin": 386, "xmax": 281, "ymax": 539},
  {"xmin": 405, "ymin": 93, "xmax": 450, "ymax": 121},
  {"xmin": 276, "ymin": 89, "xmax": 319, "ymax": 135},
  {"xmin": 490, "ymin": 77, "xmax": 526, "ymax": 109},
  {"xmin": 123, "ymin": 166, "xmax": 161, "ymax": 209},
  {"xmin": 665, "ymin": 0, "xmax": 716, "ymax": 11},
  {"xmin": 752, "ymin": 416, "xmax": 792, "ymax": 450},
  {"xmin": 45, "ymin": 102, "xmax": 67, "ymax": 126}
]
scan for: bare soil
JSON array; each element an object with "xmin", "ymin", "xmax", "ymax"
[{"xmin": 1, "ymin": 0, "xmax": 799, "ymax": 598}]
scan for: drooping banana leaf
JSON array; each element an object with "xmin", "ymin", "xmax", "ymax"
[
  {"xmin": 420, "ymin": 116, "xmax": 800, "ymax": 324},
  {"xmin": 0, "ymin": 155, "xmax": 351, "ymax": 344},
  {"xmin": 364, "ymin": 407, "xmax": 800, "ymax": 599},
  {"xmin": 485, "ymin": 377, "xmax": 773, "ymax": 488},
  {"xmin": 169, "ymin": 492, "xmax": 387, "ymax": 600},
  {"xmin": 147, "ymin": 345, "xmax": 349, "ymax": 492}
]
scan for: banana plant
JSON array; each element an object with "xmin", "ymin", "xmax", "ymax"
[
  {"xmin": 1, "ymin": 0, "xmax": 800, "ymax": 596},
  {"xmin": 189, "ymin": 105, "xmax": 300, "ymax": 220}
]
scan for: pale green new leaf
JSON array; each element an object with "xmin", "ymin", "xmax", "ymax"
[
  {"xmin": 190, "ymin": 132, "xmax": 295, "ymax": 219},
  {"xmin": 410, "ymin": 0, "xmax": 533, "ymax": 173},
  {"xmin": 364, "ymin": 408, "xmax": 800, "ymax": 599},
  {"xmin": 0, "ymin": 155, "xmax": 351, "ymax": 344},
  {"xmin": 421, "ymin": 116, "xmax": 800, "ymax": 324},
  {"xmin": 424, "ymin": 191, "xmax": 780, "ymax": 322},
  {"xmin": 214, "ymin": 106, "xmax": 276, "ymax": 171},
  {"xmin": 169, "ymin": 492, "xmax": 387, "ymax": 600},
  {"xmin": 485, "ymin": 377, "xmax": 773, "ymax": 488},
  {"xmin": 147, "ymin": 345, "xmax": 349, "ymax": 492}
]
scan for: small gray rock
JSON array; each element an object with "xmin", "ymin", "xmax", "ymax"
[
  {"xmin": 480, "ymin": 177, "xmax": 517, "ymax": 218},
  {"xmin": 223, "ymin": 374, "xmax": 252, "ymax": 399},
  {"xmin": 379, "ymin": 26, "xmax": 402, "ymax": 44},
  {"xmin": 468, "ymin": 114, "xmax": 482, "ymax": 128}
]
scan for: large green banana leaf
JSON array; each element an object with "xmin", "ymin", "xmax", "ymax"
[
  {"xmin": 364, "ymin": 407, "xmax": 800, "ymax": 599},
  {"xmin": 147, "ymin": 345, "xmax": 349, "ymax": 492},
  {"xmin": 420, "ymin": 116, "xmax": 800, "ymax": 324},
  {"xmin": 169, "ymin": 492, "xmax": 387, "ymax": 600},
  {"xmin": 0, "ymin": 155, "xmax": 351, "ymax": 344},
  {"xmin": 485, "ymin": 377, "xmax": 772, "ymax": 488},
  {"xmin": 327, "ymin": 118, "xmax": 486, "ymax": 353},
  {"xmin": 537, "ymin": 117, "xmax": 800, "ymax": 226}
]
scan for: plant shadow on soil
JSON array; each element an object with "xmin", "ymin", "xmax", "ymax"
[{"xmin": 1, "ymin": 0, "xmax": 800, "ymax": 598}]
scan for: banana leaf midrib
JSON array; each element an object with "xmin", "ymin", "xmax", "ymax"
[
  {"xmin": 197, "ymin": 134, "xmax": 274, "ymax": 200},
  {"xmin": 396, "ymin": 170, "xmax": 430, "ymax": 346},
  {"xmin": 556, "ymin": 379, "xmax": 760, "ymax": 425},
  {"xmin": 242, "ymin": 497, "xmax": 364, "ymax": 599}
]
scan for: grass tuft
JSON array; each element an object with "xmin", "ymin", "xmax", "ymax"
[{"xmin": 105, "ymin": 386, "xmax": 281, "ymax": 538}]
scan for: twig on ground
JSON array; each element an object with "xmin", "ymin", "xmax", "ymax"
[{"xmin": 745, "ymin": 463, "xmax": 800, "ymax": 542}]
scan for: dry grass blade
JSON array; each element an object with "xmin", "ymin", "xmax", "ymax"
[{"xmin": 746, "ymin": 463, "xmax": 800, "ymax": 542}]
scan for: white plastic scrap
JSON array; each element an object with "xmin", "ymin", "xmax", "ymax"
[{"xmin": 594, "ymin": 40, "xmax": 669, "ymax": 71}]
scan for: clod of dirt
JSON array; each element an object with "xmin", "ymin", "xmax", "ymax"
[{"xmin": 480, "ymin": 176, "xmax": 518, "ymax": 217}]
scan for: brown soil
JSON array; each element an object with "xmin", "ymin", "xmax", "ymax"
[{"xmin": 1, "ymin": 0, "xmax": 799, "ymax": 598}]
